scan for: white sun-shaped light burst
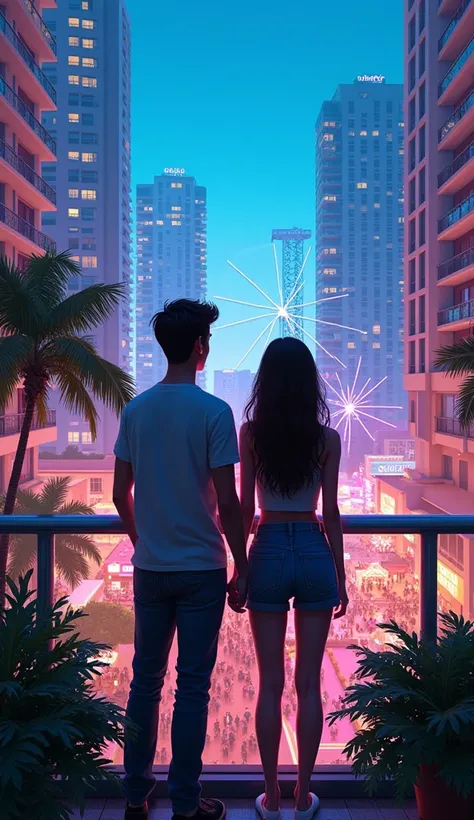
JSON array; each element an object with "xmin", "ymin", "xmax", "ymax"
[
  {"xmin": 214, "ymin": 244, "xmax": 366, "ymax": 370},
  {"xmin": 325, "ymin": 357, "xmax": 403, "ymax": 454}
]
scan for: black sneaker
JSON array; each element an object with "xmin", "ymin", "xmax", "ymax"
[
  {"xmin": 172, "ymin": 798, "xmax": 226, "ymax": 820},
  {"xmin": 124, "ymin": 801, "xmax": 148, "ymax": 818}
]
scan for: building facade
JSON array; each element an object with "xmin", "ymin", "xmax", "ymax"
[
  {"xmin": 213, "ymin": 370, "xmax": 255, "ymax": 426},
  {"xmin": 41, "ymin": 0, "xmax": 133, "ymax": 455},
  {"xmin": 315, "ymin": 80, "xmax": 406, "ymax": 448},
  {"xmin": 135, "ymin": 171, "xmax": 207, "ymax": 392},
  {"xmin": 0, "ymin": 0, "xmax": 58, "ymax": 490},
  {"xmin": 380, "ymin": 0, "xmax": 474, "ymax": 619}
]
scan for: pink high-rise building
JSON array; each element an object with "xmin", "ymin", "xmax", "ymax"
[
  {"xmin": 0, "ymin": 0, "xmax": 58, "ymax": 492},
  {"xmin": 377, "ymin": 0, "xmax": 474, "ymax": 618}
]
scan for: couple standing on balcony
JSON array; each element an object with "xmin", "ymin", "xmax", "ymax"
[{"xmin": 113, "ymin": 300, "xmax": 348, "ymax": 820}]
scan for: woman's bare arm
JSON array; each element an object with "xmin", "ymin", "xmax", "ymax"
[
  {"xmin": 321, "ymin": 428, "xmax": 348, "ymax": 618},
  {"xmin": 239, "ymin": 422, "xmax": 256, "ymax": 543}
]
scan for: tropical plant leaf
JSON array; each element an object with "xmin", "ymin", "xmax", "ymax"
[
  {"xmin": 0, "ymin": 255, "xmax": 42, "ymax": 335},
  {"xmin": 435, "ymin": 337, "xmax": 474, "ymax": 377},
  {"xmin": 53, "ymin": 369, "xmax": 99, "ymax": 439},
  {"xmin": 46, "ymin": 283, "xmax": 125, "ymax": 336},
  {"xmin": 0, "ymin": 336, "xmax": 33, "ymax": 410},
  {"xmin": 24, "ymin": 251, "xmax": 80, "ymax": 307}
]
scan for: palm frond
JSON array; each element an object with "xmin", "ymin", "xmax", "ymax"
[
  {"xmin": 39, "ymin": 477, "xmax": 71, "ymax": 512},
  {"xmin": 34, "ymin": 387, "xmax": 50, "ymax": 427},
  {"xmin": 0, "ymin": 335, "xmax": 33, "ymax": 409},
  {"xmin": 435, "ymin": 337, "xmax": 474, "ymax": 377},
  {"xmin": 47, "ymin": 336, "xmax": 135, "ymax": 415},
  {"xmin": 455, "ymin": 374, "xmax": 474, "ymax": 427},
  {"xmin": 53, "ymin": 540, "xmax": 90, "ymax": 588},
  {"xmin": 7, "ymin": 535, "xmax": 36, "ymax": 580},
  {"xmin": 46, "ymin": 283, "xmax": 125, "ymax": 336},
  {"xmin": 24, "ymin": 251, "xmax": 81, "ymax": 307},
  {"xmin": 0, "ymin": 255, "xmax": 43, "ymax": 335},
  {"xmin": 53, "ymin": 369, "xmax": 99, "ymax": 440},
  {"xmin": 7, "ymin": 488, "xmax": 44, "ymax": 515},
  {"xmin": 57, "ymin": 534, "xmax": 101, "ymax": 567},
  {"xmin": 59, "ymin": 500, "xmax": 95, "ymax": 516}
]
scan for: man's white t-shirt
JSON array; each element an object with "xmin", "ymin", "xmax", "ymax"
[{"xmin": 114, "ymin": 383, "xmax": 239, "ymax": 572}]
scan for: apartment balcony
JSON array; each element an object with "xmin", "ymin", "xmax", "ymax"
[
  {"xmin": 439, "ymin": 88, "xmax": 474, "ymax": 149},
  {"xmin": 0, "ymin": 77, "xmax": 56, "ymax": 160},
  {"xmin": 438, "ymin": 297, "xmax": 474, "ymax": 329},
  {"xmin": 0, "ymin": 410, "xmax": 56, "ymax": 456},
  {"xmin": 439, "ymin": 0, "xmax": 474, "ymax": 60},
  {"xmin": 0, "ymin": 11, "xmax": 56, "ymax": 109},
  {"xmin": 436, "ymin": 415, "xmax": 474, "ymax": 439},
  {"xmin": 438, "ymin": 190, "xmax": 474, "ymax": 239},
  {"xmin": 2, "ymin": 0, "xmax": 56, "ymax": 60},
  {"xmin": 0, "ymin": 138, "xmax": 56, "ymax": 210},
  {"xmin": 0, "ymin": 202, "xmax": 56, "ymax": 256},
  {"xmin": 439, "ymin": 0, "xmax": 463, "ymax": 14},
  {"xmin": 438, "ymin": 36, "xmax": 474, "ymax": 105},
  {"xmin": 438, "ymin": 140, "xmax": 474, "ymax": 195},
  {"xmin": 438, "ymin": 247, "xmax": 474, "ymax": 285}
]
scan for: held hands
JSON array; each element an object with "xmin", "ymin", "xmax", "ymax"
[
  {"xmin": 227, "ymin": 567, "xmax": 249, "ymax": 613},
  {"xmin": 333, "ymin": 582, "xmax": 349, "ymax": 619}
]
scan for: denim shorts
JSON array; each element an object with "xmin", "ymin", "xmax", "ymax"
[{"xmin": 247, "ymin": 522, "xmax": 340, "ymax": 613}]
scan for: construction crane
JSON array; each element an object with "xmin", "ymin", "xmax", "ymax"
[{"xmin": 271, "ymin": 228, "xmax": 312, "ymax": 338}]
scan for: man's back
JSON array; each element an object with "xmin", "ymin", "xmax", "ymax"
[{"xmin": 114, "ymin": 383, "xmax": 238, "ymax": 572}]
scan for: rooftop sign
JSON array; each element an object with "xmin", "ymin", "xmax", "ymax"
[
  {"xmin": 356, "ymin": 74, "xmax": 385, "ymax": 83},
  {"xmin": 164, "ymin": 167, "xmax": 186, "ymax": 175}
]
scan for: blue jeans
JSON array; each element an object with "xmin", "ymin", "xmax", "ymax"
[{"xmin": 123, "ymin": 567, "xmax": 227, "ymax": 812}]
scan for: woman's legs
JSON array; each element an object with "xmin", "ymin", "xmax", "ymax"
[
  {"xmin": 294, "ymin": 608, "xmax": 333, "ymax": 811},
  {"xmin": 249, "ymin": 610, "xmax": 287, "ymax": 811}
]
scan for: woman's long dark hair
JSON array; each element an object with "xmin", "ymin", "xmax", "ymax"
[{"xmin": 245, "ymin": 337, "xmax": 330, "ymax": 497}]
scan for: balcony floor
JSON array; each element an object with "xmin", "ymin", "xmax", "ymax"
[{"xmin": 77, "ymin": 798, "xmax": 419, "ymax": 819}]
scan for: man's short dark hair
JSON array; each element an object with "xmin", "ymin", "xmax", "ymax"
[{"xmin": 150, "ymin": 299, "xmax": 219, "ymax": 364}]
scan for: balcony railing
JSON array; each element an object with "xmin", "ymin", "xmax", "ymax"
[
  {"xmin": 0, "ymin": 203, "xmax": 56, "ymax": 253},
  {"xmin": 0, "ymin": 410, "xmax": 56, "ymax": 437},
  {"xmin": 438, "ymin": 140, "xmax": 474, "ymax": 187},
  {"xmin": 0, "ymin": 12, "xmax": 56, "ymax": 104},
  {"xmin": 3, "ymin": 514, "xmax": 474, "ymax": 643},
  {"xmin": 438, "ymin": 246, "xmax": 474, "ymax": 279},
  {"xmin": 439, "ymin": 87, "xmax": 474, "ymax": 143},
  {"xmin": 438, "ymin": 0, "xmax": 471, "ymax": 52},
  {"xmin": 20, "ymin": 0, "xmax": 57, "ymax": 55},
  {"xmin": 0, "ymin": 76, "xmax": 56, "ymax": 155},
  {"xmin": 0, "ymin": 139, "xmax": 56, "ymax": 204},
  {"xmin": 438, "ymin": 189, "xmax": 474, "ymax": 233},
  {"xmin": 438, "ymin": 297, "xmax": 474, "ymax": 325},
  {"xmin": 436, "ymin": 415, "xmax": 474, "ymax": 438},
  {"xmin": 438, "ymin": 35, "xmax": 474, "ymax": 98}
]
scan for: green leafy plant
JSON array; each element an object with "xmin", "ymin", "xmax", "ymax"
[
  {"xmin": 0, "ymin": 251, "xmax": 135, "ymax": 605},
  {"xmin": 1, "ymin": 477, "xmax": 100, "ymax": 589},
  {"xmin": 435, "ymin": 337, "xmax": 474, "ymax": 427},
  {"xmin": 0, "ymin": 572, "xmax": 129, "ymax": 819},
  {"xmin": 76, "ymin": 601, "xmax": 134, "ymax": 647},
  {"xmin": 328, "ymin": 612, "xmax": 474, "ymax": 800}
]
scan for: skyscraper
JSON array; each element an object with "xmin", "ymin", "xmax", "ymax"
[
  {"xmin": 214, "ymin": 370, "xmax": 255, "ymax": 426},
  {"xmin": 0, "ymin": 0, "xmax": 58, "ymax": 491},
  {"xmin": 315, "ymin": 79, "xmax": 405, "ymax": 440},
  {"xmin": 41, "ymin": 0, "xmax": 132, "ymax": 455},
  {"xmin": 135, "ymin": 171, "xmax": 207, "ymax": 392}
]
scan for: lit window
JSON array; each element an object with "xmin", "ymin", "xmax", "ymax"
[
  {"xmin": 82, "ymin": 38, "xmax": 95, "ymax": 48},
  {"xmin": 398, "ymin": 216, "xmax": 404, "ymax": 223},
  {"xmin": 90, "ymin": 478, "xmax": 103, "ymax": 494},
  {"xmin": 372, "ymin": 130, "xmax": 379, "ymax": 136},
  {"xmin": 82, "ymin": 431, "xmax": 92, "ymax": 443},
  {"xmin": 356, "ymin": 182, "xmax": 368, "ymax": 189},
  {"xmin": 69, "ymin": 36, "xmax": 80, "ymax": 46},
  {"xmin": 69, "ymin": 112, "xmax": 79, "ymax": 123},
  {"xmin": 171, "ymin": 220, "xmax": 182, "ymax": 226},
  {"xmin": 68, "ymin": 208, "xmax": 80, "ymax": 218},
  {"xmin": 323, "ymin": 268, "xmax": 336, "ymax": 275},
  {"xmin": 82, "ymin": 19, "xmax": 95, "ymax": 29},
  {"xmin": 82, "ymin": 256, "xmax": 98, "ymax": 268},
  {"xmin": 82, "ymin": 1, "xmax": 89, "ymax": 8},
  {"xmin": 68, "ymin": 189, "xmax": 79, "ymax": 198},
  {"xmin": 347, "ymin": 342, "xmax": 355, "ymax": 349},
  {"xmin": 68, "ymin": 431, "xmax": 80, "ymax": 443},
  {"xmin": 82, "ymin": 77, "xmax": 97, "ymax": 87},
  {"xmin": 171, "ymin": 182, "xmax": 183, "ymax": 188},
  {"xmin": 81, "ymin": 189, "xmax": 97, "ymax": 199},
  {"xmin": 69, "ymin": 17, "xmax": 80, "ymax": 27},
  {"xmin": 171, "ymin": 206, "xmax": 182, "ymax": 211},
  {"xmin": 323, "ymin": 195, "xmax": 337, "ymax": 202},
  {"xmin": 82, "ymin": 152, "xmax": 97, "ymax": 162},
  {"xmin": 373, "ymin": 342, "xmax": 381, "ymax": 349},
  {"xmin": 373, "ymin": 325, "xmax": 381, "ymax": 335},
  {"xmin": 68, "ymin": 151, "xmax": 80, "ymax": 161},
  {"xmin": 68, "ymin": 75, "xmax": 80, "ymax": 85},
  {"xmin": 156, "ymin": 220, "xmax": 164, "ymax": 225},
  {"xmin": 374, "ymin": 203, "xmax": 380, "ymax": 208},
  {"xmin": 82, "ymin": 57, "xmax": 96, "ymax": 67},
  {"xmin": 322, "ymin": 133, "xmax": 334, "ymax": 141},
  {"xmin": 68, "ymin": 55, "xmax": 80, "ymax": 66},
  {"xmin": 360, "ymin": 130, "xmax": 367, "ymax": 136}
]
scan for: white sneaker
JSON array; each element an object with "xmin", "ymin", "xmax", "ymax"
[
  {"xmin": 255, "ymin": 794, "xmax": 282, "ymax": 820},
  {"xmin": 294, "ymin": 793, "xmax": 320, "ymax": 820}
]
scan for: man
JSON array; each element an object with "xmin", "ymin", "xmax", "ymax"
[{"xmin": 113, "ymin": 299, "xmax": 248, "ymax": 820}]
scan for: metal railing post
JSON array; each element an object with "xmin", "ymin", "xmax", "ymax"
[
  {"xmin": 36, "ymin": 531, "xmax": 55, "ymax": 649},
  {"xmin": 420, "ymin": 531, "xmax": 438, "ymax": 642}
]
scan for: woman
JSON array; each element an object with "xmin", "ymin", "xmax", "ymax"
[{"xmin": 239, "ymin": 337, "xmax": 348, "ymax": 820}]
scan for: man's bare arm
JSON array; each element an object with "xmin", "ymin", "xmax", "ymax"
[{"xmin": 113, "ymin": 457, "xmax": 138, "ymax": 546}]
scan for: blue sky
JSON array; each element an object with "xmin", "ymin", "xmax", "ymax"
[{"xmin": 128, "ymin": 0, "xmax": 403, "ymax": 376}]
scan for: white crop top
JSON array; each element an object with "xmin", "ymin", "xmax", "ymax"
[{"xmin": 256, "ymin": 473, "xmax": 322, "ymax": 512}]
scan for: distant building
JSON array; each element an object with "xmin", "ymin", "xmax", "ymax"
[
  {"xmin": 41, "ymin": 0, "xmax": 133, "ymax": 455},
  {"xmin": 315, "ymin": 79, "xmax": 405, "ymax": 433},
  {"xmin": 135, "ymin": 171, "xmax": 207, "ymax": 392},
  {"xmin": 214, "ymin": 370, "xmax": 255, "ymax": 425}
]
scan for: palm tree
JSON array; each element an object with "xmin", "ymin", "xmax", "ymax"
[
  {"xmin": 0, "ymin": 251, "xmax": 135, "ymax": 606},
  {"xmin": 2, "ymin": 477, "xmax": 101, "ymax": 589},
  {"xmin": 435, "ymin": 337, "xmax": 474, "ymax": 427}
]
